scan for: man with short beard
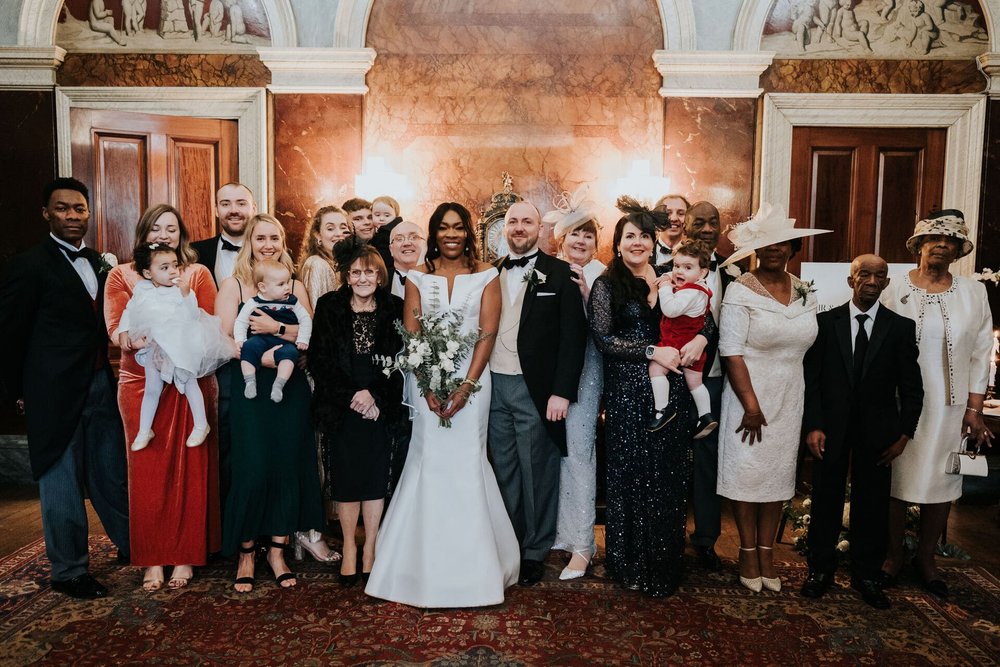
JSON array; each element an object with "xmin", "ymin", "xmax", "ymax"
[{"xmin": 192, "ymin": 182, "xmax": 257, "ymax": 286}]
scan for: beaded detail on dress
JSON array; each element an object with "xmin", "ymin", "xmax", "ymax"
[{"xmin": 352, "ymin": 311, "xmax": 377, "ymax": 354}]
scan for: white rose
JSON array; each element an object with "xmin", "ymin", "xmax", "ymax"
[
  {"xmin": 446, "ymin": 340, "xmax": 460, "ymax": 353},
  {"xmin": 802, "ymin": 498, "xmax": 811, "ymax": 509},
  {"xmin": 418, "ymin": 342, "xmax": 431, "ymax": 356},
  {"xmin": 407, "ymin": 352, "xmax": 422, "ymax": 366},
  {"xmin": 534, "ymin": 270, "xmax": 547, "ymax": 283},
  {"xmin": 441, "ymin": 358, "xmax": 455, "ymax": 373},
  {"xmin": 101, "ymin": 252, "xmax": 118, "ymax": 267}
]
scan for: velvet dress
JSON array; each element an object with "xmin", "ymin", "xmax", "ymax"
[{"xmin": 104, "ymin": 263, "xmax": 221, "ymax": 567}]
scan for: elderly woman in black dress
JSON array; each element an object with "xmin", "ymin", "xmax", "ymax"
[
  {"xmin": 588, "ymin": 198, "xmax": 708, "ymax": 596},
  {"xmin": 308, "ymin": 240, "xmax": 407, "ymax": 585}
]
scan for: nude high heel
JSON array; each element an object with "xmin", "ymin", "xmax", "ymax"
[
  {"xmin": 739, "ymin": 546, "xmax": 762, "ymax": 593},
  {"xmin": 758, "ymin": 545, "xmax": 781, "ymax": 592}
]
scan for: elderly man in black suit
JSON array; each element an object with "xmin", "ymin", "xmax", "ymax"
[
  {"xmin": 488, "ymin": 201, "xmax": 587, "ymax": 585},
  {"xmin": 0, "ymin": 177, "xmax": 130, "ymax": 599},
  {"xmin": 801, "ymin": 254, "xmax": 923, "ymax": 608}
]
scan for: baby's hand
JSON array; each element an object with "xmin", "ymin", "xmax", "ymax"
[
  {"xmin": 655, "ymin": 272, "xmax": 673, "ymax": 288},
  {"xmin": 130, "ymin": 335, "xmax": 148, "ymax": 350},
  {"xmin": 174, "ymin": 271, "xmax": 191, "ymax": 296},
  {"xmin": 297, "ymin": 342, "xmax": 308, "ymax": 352}
]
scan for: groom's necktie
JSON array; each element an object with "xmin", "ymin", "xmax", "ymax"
[
  {"xmin": 502, "ymin": 253, "xmax": 537, "ymax": 270},
  {"xmin": 220, "ymin": 238, "xmax": 241, "ymax": 252},
  {"xmin": 853, "ymin": 313, "xmax": 869, "ymax": 382}
]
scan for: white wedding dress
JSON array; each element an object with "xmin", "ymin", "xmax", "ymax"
[{"xmin": 365, "ymin": 268, "xmax": 520, "ymax": 608}]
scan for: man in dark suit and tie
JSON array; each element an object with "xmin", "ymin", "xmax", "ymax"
[
  {"xmin": 801, "ymin": 254, "xmax": 923, "ymax": 608},
  {"xmin": 191, "ymin": 182, "xmax": 257, "ymax": 286},
  {"xmin": 0, "ymin": 177, "xmax": 130, "ymax": 599},
  {"xmin": 488, "ymin": 201, "xmax": 587, "ymax": 585}
]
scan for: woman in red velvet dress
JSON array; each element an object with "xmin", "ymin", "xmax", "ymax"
[{"xmin": 104, "ymin": 204, "xmax": 222, "ymax": 591}]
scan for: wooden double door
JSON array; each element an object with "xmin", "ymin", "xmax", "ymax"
[
  {"xmin": 71, "ymin": 109, "xmax": 238, "ymax": 261},
  {"xmin": 788, "ymin": 126, "xmax": 946, "ymax": 270}
]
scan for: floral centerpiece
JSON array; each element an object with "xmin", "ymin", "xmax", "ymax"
[{"xmin": 377, "ymin": 288, "xmax": 486, "ymax": 428}]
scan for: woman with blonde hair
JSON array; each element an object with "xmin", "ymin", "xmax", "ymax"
[{"xmin": 216, "ymin": 214, "xmax": 326, "ymax": 592}]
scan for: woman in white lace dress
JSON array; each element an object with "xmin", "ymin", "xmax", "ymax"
[{"xmin": 717, "ymin": 204, "xmax": 830, "ymax": 593}]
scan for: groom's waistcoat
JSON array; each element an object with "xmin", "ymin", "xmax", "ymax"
[{"xmin": 491, "ymin": 269, "xmax": 526, "ymax": 375}]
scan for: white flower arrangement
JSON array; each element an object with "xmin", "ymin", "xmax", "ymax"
[
  {"xmin": 523, "ymin": 268, "xmax": 547, "ymax": 291},
  {"xmin": 794, "ymin": 279, "xmax": 817, "ymax": 305},
  {"xmin": 724, "ymin": 263, "xmax": 742, "ymax": 279},
  {"xmin": 98, "ymin": 252, "xmax": 118, "ymax": 274},
  {"xmin": 972, "ymin": 267, "xmax": 1000, "ymax": 285}
]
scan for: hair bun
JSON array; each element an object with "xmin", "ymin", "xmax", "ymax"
[{"xmin": 332, "ymin": 236, "xmax": 367, "ymax": 271}]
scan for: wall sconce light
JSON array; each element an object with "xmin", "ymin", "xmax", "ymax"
[
  {"xmin": 611, "ymin": 159, "xmax": 672, "ymax": 206},
  {"xmin": 354, "ymin": 157, "xmax": 415, "ymax": 201}
]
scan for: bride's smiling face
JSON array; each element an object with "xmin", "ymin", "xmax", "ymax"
[{"xmin": 436, "ymin": 210, "xmax": 467, "ymax": 260}]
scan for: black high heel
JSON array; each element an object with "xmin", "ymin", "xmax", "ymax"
[
  {"xmin": 234, "ymin": 543, "xmax": 256, "ymax": 593},
  {"xmin": 268, "ymin": 539, "xmax": 297, "ymax": 588}
]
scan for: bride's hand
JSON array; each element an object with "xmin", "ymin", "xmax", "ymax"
[
  {"xmin": 439, "ymin": 387, "xmax": 471, "ymax": 420},
  {"xmin": 424, "ymin": 391, "xmax": 444, "ymax": 416}
]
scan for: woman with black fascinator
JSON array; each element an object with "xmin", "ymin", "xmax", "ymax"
[{"xmin": 307, "ymin": 238, "xmax": 406, "ymax": 586}]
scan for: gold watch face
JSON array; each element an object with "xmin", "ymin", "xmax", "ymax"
[{"xmin": 485, "ymin": 217, "xmax": 509, "ymax": 261}]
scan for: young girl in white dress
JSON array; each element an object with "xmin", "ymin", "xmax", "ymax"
[{"xmin": 119, "ymin": 243, "xmax": 234, "ymax": 451}]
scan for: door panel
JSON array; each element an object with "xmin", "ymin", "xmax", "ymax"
[
  {"xmin": 789, "ymin": 127, "xmax": 945, "ymax": 270},
  {"xmin": 71, "ymin": 109, "xmax": 237, "ymax": 261}
]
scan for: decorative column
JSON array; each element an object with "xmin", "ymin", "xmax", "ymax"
[{"xmin": 976, "ymin": 52, "xmax": 1000, "ymax": 320}]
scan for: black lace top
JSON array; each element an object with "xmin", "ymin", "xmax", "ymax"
[{"xmin": 352, "ymin": 310, "xmax": 377, "ymax": 354}]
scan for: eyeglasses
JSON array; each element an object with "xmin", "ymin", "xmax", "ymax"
[
  {"xmin": 391, "ymin": 234, "xmax": 425, "ymax": 243},
  {"xmin": 349, "ymin": 268, "xmax": 378, "ymax": 279}
]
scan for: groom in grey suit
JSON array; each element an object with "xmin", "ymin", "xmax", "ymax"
[{"xmin": 488, "ymin": 201, "xmax": 587, "ymax": 585}]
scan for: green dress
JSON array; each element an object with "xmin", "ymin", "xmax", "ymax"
[{"xmin": 222, "ymin": 314, "xmax": 325, "ymax": 554}]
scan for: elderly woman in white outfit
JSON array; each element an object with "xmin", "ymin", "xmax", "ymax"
[{"xmin": 881, "ymin": 210, "xmax": 993, "ymax": 598}]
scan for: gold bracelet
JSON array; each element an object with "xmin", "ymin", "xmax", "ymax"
[{"xmin": 966, "ymin": 406, "xmax": 983, "ymax": 415}]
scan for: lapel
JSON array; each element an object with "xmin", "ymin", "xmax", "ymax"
[
  {"xmin": 519, "ymin": 251, "xmax": 548, "ymax": 330},
  {"xmin": 863, "ymin": 306, "xmax": 891, "ymax": 379},
  {"xmin": 831, "ymin": 303, "xmax": 854, "ymax": 384},
  {"xmin": 45, "ymin": 238, "xmax": 97, "ymax": 308}
]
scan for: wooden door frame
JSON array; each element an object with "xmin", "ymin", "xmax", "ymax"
[
  {"xmin": 761, "ymin": 93, "xmax": 987, "ymax": 275},
  {"xmin": 55, "ymin": 87, "xmax": 268, "ymax": 211}
]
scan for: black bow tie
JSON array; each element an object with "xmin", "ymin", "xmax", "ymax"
[
  {"xmin": 220, "ymin": 238, "xmax": 241, "ymax": 252},
  {"xmin": 503, "ymin": 253, "xmax": 538, "ymax": 270},
  {"xmin": 657, "ymin": 242, "xmax": 672, "ymax": 255},
  {"xmin": 60, "ymin": 246, "xmax": 87, "ymax": 261},
  {"xmin": 396, "ymin": 270, "xmax": 407, "ymax": 285}
]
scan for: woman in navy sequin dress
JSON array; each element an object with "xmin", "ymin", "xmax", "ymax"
[{"xmin": 588, "ymin": 201, "xmax": 703, "ymax": 597}]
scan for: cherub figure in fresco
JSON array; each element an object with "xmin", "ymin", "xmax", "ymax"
[
  {"xmin": 88, "ymin": 0, "xmax": 126, "ymax": 46},
  {"xmin": 201, "ymin": 0, "xmax": 225, "ymax": 38},
  {"xmin": 877, "ymin": 0, "xmax": 898, "ymax": 22},
  {"xmin": 888, "ymin": 0, "xmax": 940, "ymax": 54},
  {"xmin": 122, "ymin": 0, "xmax": 147, "ymax": 36},
  {"xmin": 224, "ymin": 0, "xmax": 251, "ymax": 44},
  {"xmin": 792, "ymin": 1, "xmax": 821, "ymax": 52},
  {"xmin": 927, "ymin": 0, "xmax": 966, "ymax": 25},
  {"xmin": 814, "ymin": 0, "xmax": 840, "ymax": 43},
  {"xmin": 189, "ymin": 0, "xmax": 205, "ymax": 40},
  {"xmin": 159, "ymin": 0, "xmax": 191, "ymax": 39},
  {"xmin": 832, "ymin": 0, "xmax": 873, "ymax": 52}
]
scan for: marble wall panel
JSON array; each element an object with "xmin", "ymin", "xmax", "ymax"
[
  {"xmin": 272, "ymin": 94, "xmax": 364, "ymax": 258},
  {"xmin": 662, "ymin": 97, "xmax": 757, "ymax": 256},
  {"xmin": 57, "ymin": 53, "xmax": 271, "ymax": 87},
  {"xmin": 762, "ymin": 58, "xmax": 986, "ymax": 94},
  {"xmin": 977, "ymin": 98, "xmax": 1000, "ymax": 325},
  {"xmin": 364, "ymin": 0, "xmax": 665, "ymax": 256}
]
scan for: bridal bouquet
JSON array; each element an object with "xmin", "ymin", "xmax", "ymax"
[{"xmin": 377, "ymin": 307, "xmax": 485, "ymax": 428}]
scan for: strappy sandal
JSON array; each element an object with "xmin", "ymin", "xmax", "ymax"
[
  {"xmin": 168, "ymin": 565, "xmax": 193, "ymax": 589},
  {"xmin": 142, "ymin": 566, "xmax": 164, "ymax": 592},
  {"xmin": 234, "ymin": 543, "xmax": 256, "ymax": 593},
  {"xmin": 268, "ymin": 539, "xmax": 297, "ymax": 588}
]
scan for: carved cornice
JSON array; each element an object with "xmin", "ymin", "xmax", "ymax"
[
  {"xmin": 978, "ymin": 53, "xmax": 1000, "ymax": 98},
  {"xmin": 0, "ymin": 46, "xmax": 66, "ymax": 89},
  {"xmin": 653, "ymin": 51, "xmax": 774, "ymax": 98},
  {"xmin": 257, "ymin": 47, "xmax": 376, "ymax": 94}
]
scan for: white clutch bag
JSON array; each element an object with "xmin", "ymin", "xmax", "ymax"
[{"xmin": 945, "ymin": 437, "xmax": 988, "ymax": 477}]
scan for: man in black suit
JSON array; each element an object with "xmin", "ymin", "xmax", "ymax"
[
  {"xmin": 488, "ymin": 201, "xmax": 587, "ymax": 585},
  {"xmin": 662, "ymin": 201, "xmax": 739, "ymax": 571},
  {"xmin": 0, "ymin": 177, "xmax": 130, "ymax": 599},
  {"xmin": 801, "ymin": 254, "xmax": 923, "ymax": 608},
  {"xmin": 191, "ymin": 182, "xmax": 257, "ymax": 286}
]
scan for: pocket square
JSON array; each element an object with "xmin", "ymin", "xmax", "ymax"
[{"xmin": 536, "ymin": 292, "xmax": 556, "ymax": 297}]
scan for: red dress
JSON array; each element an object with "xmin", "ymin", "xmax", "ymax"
[
  {"xmin": 105, "ymin": 263, "xmax": 222, "ymax": 566},
  {"xmin": 658, "ymin": 282, "xmax": 712, "ymax": 373}
]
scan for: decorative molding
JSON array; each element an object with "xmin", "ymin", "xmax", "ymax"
[
  {"xmin": 761, "ymin": 93, "xmax": 987, "ymax": 274},
  {"xmin": 979, "ymin": 52, "xmax": 1000, "ymax": 97},
  {"xmin": 257, "ymin": 47, "xmax": 375, "ymax": 93},
  {"xmin": 19, "ymin": 0, "xmax": 297, "ymax": 48},
  {"xmin": 333, "ymin": 0, "xmax": 696, "ymax": 51},
  {"xmin": 0, "ymin": 45, "xmax": 65, "ymax": 89},
  {"xmin": 653, "ymin": 51, "xmax": 774, "ymax": 97},
  {"xmin": 55, "ymin": 87, "xmax": 269, "ymax": 211}
]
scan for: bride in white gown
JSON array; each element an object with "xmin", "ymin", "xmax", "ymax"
[{"xmin": 365, "ymin": 203, "xmax": 519, "ymax": 608}]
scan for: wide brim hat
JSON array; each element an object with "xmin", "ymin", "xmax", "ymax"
[
  {"xmin": 904, "ymin": 209, "xmax": 974, "ymax": 258},
  {"xmin": 543, "ymin": 186, "xmax": 600, "ymax": 239},
  {"xmin": 719, "ymin": 203, "xmax": 831, "ymax": 268}
]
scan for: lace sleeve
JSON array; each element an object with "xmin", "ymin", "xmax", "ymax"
[{"xmin": 588, "ymin": 276, "xmax": 647, "ymax": 362}]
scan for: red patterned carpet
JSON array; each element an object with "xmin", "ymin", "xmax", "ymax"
[{"xmin": 1, "ymin": 536, "xmax": 999, "ymax": 666}]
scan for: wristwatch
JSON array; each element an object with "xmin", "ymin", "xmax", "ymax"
[
  {"xmin": 278, "ymin": 324, "xmax": 286, "ymax": 336},
  {"xmin": 645, "ymin": 345, "xmax": 656, "ymax": 360}
]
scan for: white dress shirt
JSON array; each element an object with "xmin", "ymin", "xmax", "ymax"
[
  {"xmin": 502, "ymin": 250, "xmax": 538, "ymax": 305},
  {"xmin": 654, "ymin": 241, "xmax": 673, "ymax": 266},
  {"xmin": 214, "ymin": 233, "xmax": 242, "ymax": 283},
  {"xmin": 391, "ymin": 268, "xmax": 410, "ymax": 299},
  {"xmin": 51, "ymin": 233, "xmax": 98, "ymax": 299},
  {"xmin": 848, "ymin": 300, "xmax": 879, "ymax": 353}
]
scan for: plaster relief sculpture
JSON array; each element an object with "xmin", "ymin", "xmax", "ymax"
[
  {"xmin": 763, "ymin": 0, "xmax": 988, "ymax": 58},
  {"xmin": 57, "ymin": 0, "xmax": 270, "ymax": 52}
]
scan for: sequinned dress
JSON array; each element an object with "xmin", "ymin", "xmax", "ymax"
[{"xmin": 588, "ymin": 274, "xmax": 694, "ymax": 596}]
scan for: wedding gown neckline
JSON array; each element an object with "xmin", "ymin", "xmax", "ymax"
[{"xmin": 411, "ymin": 267, "xmax": 497, "ymax": 306}]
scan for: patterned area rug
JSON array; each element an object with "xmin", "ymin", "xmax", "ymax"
[{"xmin": 1, "ymin": 536, "xmax": 999, "ymax": 666}]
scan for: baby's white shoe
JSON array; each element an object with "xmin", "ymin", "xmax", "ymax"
[
  {"xmin": 131, "ymin": 430, "xmax": 154, "ymax": 451},
  {"xmin": 186, "ymin": 425, "xmax": 210, "ymax": 448}
]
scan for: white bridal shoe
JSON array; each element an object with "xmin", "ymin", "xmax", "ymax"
[{"xmin": 559, "ymin": 546, "xmax": 596, "ymax": 581}]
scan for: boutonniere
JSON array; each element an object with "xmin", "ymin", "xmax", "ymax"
[
  {"xmin": 973, "ymin": 268, "xmax": 1000, "ymax": 285},
  {"xmin": 523, "ymin": 268, "xmax": 547, "ymax": 291},
  {"xmin": 98, "ymin": 252, "xmax": 118, "ymax": 275},
  {"xmin": 724, "ymin": 264, "xmax": 742, "ymax": 279},
  {"xmin": 794, "ymin": 279, "xmax": 817, "ymax": 305}
]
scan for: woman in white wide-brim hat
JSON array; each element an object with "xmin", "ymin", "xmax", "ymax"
[
  {"xmin": 881, "ymin": 209, "xmax": 993, "ymax": 598},
  {"xmin": 716, "ymin": 203, "xmax": 830, "ymax": 594}
]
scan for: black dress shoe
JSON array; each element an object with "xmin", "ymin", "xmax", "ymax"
[
  {"xmin": 518, "ymin": 559, "xmax": 545, "ymax": 586},
  {"xmin": 801, "ymin": 571, "xmax": 834, "ymax": 599},
  {"xmin": 51, "ymin": 574, "xmax": 109, "ymax": 600},
  {"xmin": 876, "ymin": 570, "xmax": 898, "ymax": 589},
  {"xmin": 919, "ymin": 576, "xmax": 949, "ymax": 598},
  {"xmin": 694, "ymin": 546, "xmax": 722, "ymax": 571},
  {"xmin": 852, "ymin": 579, "xmax": 891, "ymax": 609}
]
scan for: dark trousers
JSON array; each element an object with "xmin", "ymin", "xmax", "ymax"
[
  {"xmin": 216, "ymin": 361, "xmax": 232, "ymax": 524},
  {"xmin": 38, "ymin": 371, "xmax": 130, "ymax": 582},
  {"xmin": 807, "ymin": 426, "xmax": 891, "ymax": 582},
  {"xmin": 690, "ymin": 374, "xmax": 723, "ymax": 548},
  {"xmin": 488, "ymin": 372, "xmax": 560, "ymax": 561}
]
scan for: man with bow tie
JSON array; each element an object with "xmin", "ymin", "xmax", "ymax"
[
  {"xmin": 651, "ymin": 193, "xmax": 690, "ymax": 266},
  {"xmin": 488, "ymin": 201, "xmax": 587, "ymax": 586},
  {"xmin": 0, "ymin": 178, "xmax": 130, "ymax": 599},
  {"xmin": 388, "ymin": 221, "xmax": 427, "ymax": 298}
]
